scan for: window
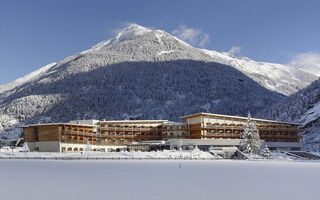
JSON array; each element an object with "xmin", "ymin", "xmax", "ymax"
[{"xmin": 34, "ymin": 127, "xmax": 39, "ymax": 141}]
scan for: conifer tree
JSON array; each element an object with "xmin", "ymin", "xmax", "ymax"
[
  {"xmin": 263, "ymin": 145, "xmax": 271, "ymax": 158},
  {"xmin": 240, "ymin": 112, "xmax": 261, "ymax": 155}
]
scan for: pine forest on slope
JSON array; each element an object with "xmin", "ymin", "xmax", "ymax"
[{"xmin": 257, "ymin": 78, "xmax": 320, "ymax": 151}]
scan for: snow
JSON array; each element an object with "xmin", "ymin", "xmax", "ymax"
[
  {"xmin": 0, "ymin": 159, "xmax": 319, "ymax": 200},
  {"xmin": 240, "ymin": 114, "xmax": 261, "ymax": 155},
  {"xmin": 0, "ymin": 149, "xmax": 218, "ymax": 159},
  {"xmin": 80, "ymin": 40, "xmax": 112, "ymax": 54},
  {"xmin": 114, "ymin": 24, "xmax": 152, "ymax": 43},
  {"xmin": 157, "ymin": 50, "xmax": 176, "ymax": 56},
  {"xmin": 299, "ymin": 102, "xmax": 320, "ymax": 126},
  {"xmin": 0, "ymin": 62, "xmax": 56, "ymax": 93},
  {"xmin": 80, "ymin": 24, "xmax": 153, "ymax": 55},
  {"xmin": 0, "ymin": 115, "xmax": 22, "ymax": 139},
  {"xmin": 200, "ymin": 49, "xmax": 316, "ymax": 95}
]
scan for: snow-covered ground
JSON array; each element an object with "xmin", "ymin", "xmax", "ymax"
[
  {"xmin": 0, "ymin": 149, "xmax": 219, "ymax": 159},
  {"xmin": 0, "ymin": 150, "xmax": 303, "ymax": 160},
  {"xmin": 0, "ymin": 159, "xmax": 319, "ymax": 200}
]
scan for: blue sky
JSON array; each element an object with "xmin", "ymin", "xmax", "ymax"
[{"xmin": 1, "ymin": 0, "xmax": 320, "ymax": 85}]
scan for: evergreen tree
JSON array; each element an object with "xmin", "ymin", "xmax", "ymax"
[
  {"xmin": 240, "ymin": 112, "xmax": 261, "ymax": 155},
  {"xmin": 263, "ymin": 145, "xmax": 271, "ymax": 158}
]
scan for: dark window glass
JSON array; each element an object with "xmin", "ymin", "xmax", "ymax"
[{"xmin": 34, "ymin": 127, "xmax": 39, "ymax": 141}]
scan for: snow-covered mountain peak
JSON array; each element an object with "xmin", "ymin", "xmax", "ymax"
[
  {"xmin": 80, "ymin": 24, "xmax": 153, "ymax": 54},
  {"xmin": 113, "ymin": 24, "xmax": 152, "ymax": 43}
]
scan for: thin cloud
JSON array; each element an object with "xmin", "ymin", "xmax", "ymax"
[
  {"xmin": 288, "ymin": 52, "xmax": 320, "ymax": 76},
  {"xmin": 172, "ymin": 25, "xmax": 210, "ymax": 47},
  {"xmin": 199, "ymin": 33, "xmax": 210, "ymax": 48},
  {"xmin": 228, "ymin": 46, "xmax": 242, "ymax": 55}
]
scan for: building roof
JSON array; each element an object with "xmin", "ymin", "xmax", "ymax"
[
  {"xmin": 180, "ymin": 112, "xmax": 300, "ymax": 125},
  {"xmin": 99, "ymin": 120, "xmax": 169, "ymax": 123},
  {"xmin": 19, "ymin": 123, "xmax": 96, "ymax": 128}
]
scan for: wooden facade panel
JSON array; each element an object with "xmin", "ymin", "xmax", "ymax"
[
  {"xmin": 38, "ymin": 126, "xmax": 60, "ymax": 141},
  {"xmin": 24, "ymin": 127, "xmax": 35, "ymax": 142}
]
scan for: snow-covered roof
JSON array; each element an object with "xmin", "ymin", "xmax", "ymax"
[
  {"xmin": 181, "ymin": 112, "xmax": 300, "ymax": 125},
  {"xmin": 99, "ymin": 120, "xmax": 169, "ymax": 123},
  {"xmin": 20, "ymin": 123, "xmax": 96, "ymax": 128}
]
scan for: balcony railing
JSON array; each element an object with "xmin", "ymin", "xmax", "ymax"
[{"xmin": 61, "ymin": 139, "xmax": 132, "ymax": 146}]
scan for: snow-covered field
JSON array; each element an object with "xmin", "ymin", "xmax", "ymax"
[
  {"xmin": 0, "ymin": 149, "xmax": 218, "ymax": 159},
  {"xmin": 0, "ymin": 159, "xmax": 319, "ymax": 200}
]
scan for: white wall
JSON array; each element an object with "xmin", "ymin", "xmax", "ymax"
[
  {"xmin": 28, "ymin": 142, "xmax": 60, "ymax": 152},
  {"xmin": 60, "ymin": 143, "xmax": 127, "ymax": 152}
]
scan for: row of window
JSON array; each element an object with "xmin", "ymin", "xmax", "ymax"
[
  {"xmin": 103, "ymin": 132, "xmax": 162, "ymax": 136},
  {"xmin": 205, "ymin": 122, "xmax": 295, "ymax": 128},
  {"xmin": 101, "ymin": 124, "xmax": 157, "ymax": 128}
]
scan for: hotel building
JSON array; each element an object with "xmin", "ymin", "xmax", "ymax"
[{"xmin": 21, "ymin": 112, "xmax": 302, "ymax": 152}]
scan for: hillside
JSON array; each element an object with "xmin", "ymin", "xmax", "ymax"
[
  {"xmin": 0, "ymin": 24, "xmax": 315, "ymax": 140},
  {"xmin": 257, "ymin": 78, "xmax": 320, "ymax": 151},
  {"xmin": 201, "ymin": 50, "xmax": 316, "ymax": 96}
]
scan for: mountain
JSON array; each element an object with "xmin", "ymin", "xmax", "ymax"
[
  {"xmin": 0, "ymin": 62, "xmax": 57, "ymax": 94},
  {"xmin": 0, "ymin": 24, "xmax": 316, "ymax": 140},
  {"xmin": 257, "ymin": 78, "xmax": 320, "ymax": 151},
  {"xmin": 201, "ymin": 50, "xmax": 317, "ymax": 96}
]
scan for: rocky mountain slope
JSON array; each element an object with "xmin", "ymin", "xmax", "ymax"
[
  {"xmin": 257, "ymin": 78, "xmax": 320, "ymax": 151},
  {"xmin": 0, "ymin": 24, "xmax": 316, "ymax": 140}
]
